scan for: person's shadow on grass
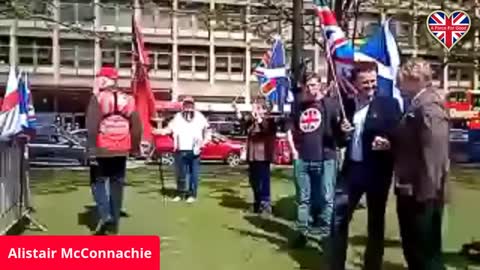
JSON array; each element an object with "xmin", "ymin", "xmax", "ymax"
[
  {"xmin": 77, "ymin": 205, "xmax": 98, "ymax": 233},
  {"xmin": 227, "ymin": 215, "xmax": 325, "ymax": 270}
]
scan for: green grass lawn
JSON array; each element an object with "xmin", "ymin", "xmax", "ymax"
[{"xmin": 11, "ymin": 165, "xmax": 480, "ymax": 270}]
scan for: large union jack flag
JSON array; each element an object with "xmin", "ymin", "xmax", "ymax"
[{"xmin": 427, "ymin": 11, "xmax": 471, "ymax": 51}]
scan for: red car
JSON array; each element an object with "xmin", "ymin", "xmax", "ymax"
[{"xmin": 153, "ymin": 132, "xmax": 246, "ymax": 167}]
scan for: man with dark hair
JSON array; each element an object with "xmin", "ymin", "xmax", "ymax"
[
  {"xmin": 286, "ymin": 72, "xmax": 345, "ymax": 247},
  {"xmin": 330, "ymin": 61, "xmax": 402, "ymax": 270},
  {"xmin": 233, "ymin": 96, "xmax": 277, "ymax": 214}
]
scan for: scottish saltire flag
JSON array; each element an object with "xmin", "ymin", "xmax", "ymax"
[
  {"xmin": 254, "ymin": 36, "xmax": 292, "ymax": 113},
  {"xmin": 18, "ymin": 72, "xmax": 37, "ymax": 132},
  {"xmin": 354, "ymin": 20, "xmax": 403, "ymax": 111},
  {"xmin": 0, "ymin": 66, "xmax": 22, "ymax": 140},
  {"xmin": 313, "ymin": 0, "xmax": 354, "ymax": 79}
]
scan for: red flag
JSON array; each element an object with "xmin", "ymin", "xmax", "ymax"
[{"xmin": 132, "ymin": 15, "xmax": 156, "ymax": 142}]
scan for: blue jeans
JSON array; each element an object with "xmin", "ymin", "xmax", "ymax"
[
  {"xmin": 92, "ymin": 157, "xmax": 126, "ymax": 225},
  {"xmin": 293, "ymin": 159, "xmax": 337, "ymax": 236},
  {"xmin": 176, "ymin": 151, "xmax": 200, "ymax": 198},
  {"xmin": 248, "ymin": 161, "xmax": 271, "ymax": 212}
]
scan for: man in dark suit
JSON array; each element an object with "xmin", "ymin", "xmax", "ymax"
[
  {"xmin": 393, "ymin": 58, "xmax": 449, "ymax": 270},
  {"xmin": 329, "ymin": 61, "xmax": 402, "ymax": 270}
]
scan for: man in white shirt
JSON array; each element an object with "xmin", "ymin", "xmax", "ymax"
[{"xmin": 165, "ymin": 96, "xmax": 209, "ymax": 203}]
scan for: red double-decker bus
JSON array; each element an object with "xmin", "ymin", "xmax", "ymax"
[{"xmin": 446, "ymin": 90, "xmax": 480, "ymax": 129}]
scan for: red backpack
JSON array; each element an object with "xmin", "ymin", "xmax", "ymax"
[{"xmin": 96, "ymin": 90, "xmax": 135, "ymax": 152}]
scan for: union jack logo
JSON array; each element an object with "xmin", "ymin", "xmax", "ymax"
[
  {"xmin": 427, "ymin": 10, "xmax": 471, "ymax": 51},
  {"xmin": 299, "ymin": 108, "xmax": 322, "ymax": 133}
]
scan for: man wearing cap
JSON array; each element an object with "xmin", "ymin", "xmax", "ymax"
[
  {"xmin": 163, "ymin": 96, "xmax": 209, "ymax": 203},
  {"xmin": 87, "ymin": 66, "xmax": 142, "ymax": 234}
]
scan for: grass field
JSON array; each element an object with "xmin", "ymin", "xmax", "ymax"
[{"xmin": 11, "ymin": 165, "xmax": 480, "ymax": 270}]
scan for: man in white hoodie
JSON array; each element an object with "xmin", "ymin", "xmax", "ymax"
[{"xmin": 163, "ymin": 96, "xmax": 209, "ymax": 203}]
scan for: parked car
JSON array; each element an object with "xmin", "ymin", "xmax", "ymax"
[
  {"xmin": 152, "ymin": 132, "xmax": 246, "ymax": 167},
  {"xmin": 28, "ymin": 131, "xmax": 88, "ymax": 167}
]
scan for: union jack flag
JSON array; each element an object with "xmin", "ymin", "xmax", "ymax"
[
  {"xmin": 254, "ymin": 36, "xmax": 291, "ymax": 113},
  {"xmin": 255, "ymin": 37, "xmax": 285, "ymax": 97},
  {"xmin": 428, "ymin": 11, "xmax": 471, "ymax": 51},
  {"xmin": 313, "ymin": 0, "xmax": 354, "ymax": 79}
]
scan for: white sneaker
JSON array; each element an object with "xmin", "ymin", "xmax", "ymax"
[
  {"xmin": 171, "ymin": 196, "xmax": 182, "ymax": 202},
  {"xmin": 186, "ymin": 197, "xmax": 196, "ymax": 204}
]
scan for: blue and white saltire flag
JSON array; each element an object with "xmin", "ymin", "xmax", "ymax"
[
  {"xmin": 354, "ymin": 19, "xmax": 404, "ymax": 111},
  {"xmin": 18, "ymin": 71, "xmax": 37, "ymax": 132},
  {"xmin": 254, "ymin": 36, "xmax": 292, "ymax": 113}
]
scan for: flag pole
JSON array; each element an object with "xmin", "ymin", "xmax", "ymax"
[
  {"xmin": 315, "ymin": 0, "xmax": 348, "ymax": 119},
  {"xmin": 322, "ymin": 35, "xmax": 348, "ymax": 120}
]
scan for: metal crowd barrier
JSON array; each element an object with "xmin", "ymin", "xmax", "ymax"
[{"xmin": 0, "ymin": 138, "xmax": 47, "ymax": 235}]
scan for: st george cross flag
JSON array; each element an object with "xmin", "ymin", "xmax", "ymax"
[
  {"xmin": 254, "ymin": 36, "xmax": 292, "ymax": 113},
  {"xmin": 313, "ymin": 0, "xmax": 354, "ymax": 80},
  {"xmin": 0, "ymin": 66, "xmax": 22, "ymax": 141},
  {"xmin": 132, "ymin": 15, "xmax": 156, "ymax": 143},
  {"xmin": 355, "ymin": 20, "xmax": 403, "ymax": 111}
]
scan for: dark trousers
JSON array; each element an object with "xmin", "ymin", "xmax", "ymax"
[
  {"xmin": 92, "ymin": 157, "xmax": 127, "ymax": 225},
  {"xmin": 330, "ymin": 161, "xmax": 392, "ymax": 270},
  {"xmin": 248, "ymin": 161, "xmax": 271, "ymax": 212},
  {"xmin": 397, "ymin": 196, "xmax": 445, "ymax": 270},
  {"xmin": 175, "ymin": 151, "xmax": 200, "ymax": 198}
]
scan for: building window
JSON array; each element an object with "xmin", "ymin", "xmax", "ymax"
[
  {"xmin": 215, "ymin": 56, "xmax": 228, "ymax": 73},
  {"xmin": 179, "ymin": 46, "xmax": 209, "ymax": 73},
  {"xmin": 142, "ymin": 4, "xmax": 156, "ymax": 28},
  {"xmin": 231, "ymin": 56, "xmax": 244, "ymax": 74},
  {"xmin": 194, "ymin": 54, "xmax": 208, "ymax": 72},
  {"xmin": 18, "ymin": 37, "xmax": 52, "ymax": 66},
  {"xmin": 303, "ymin": 12, "xmax": 316, "ymax": 44},
  {"xmin": 60, "ymin": 39, "xmax": 94, "ymax": 68},
  {"xmin": 178, "ymin": 14, "xmax": 194, "ymax": 30},
  {"xmin": 77, "ymin": 3, "xmax": 94, "ymax": 25},
  {"xmin": 118, "ymin": 44, "xmax": 131, "ymax": 68},
  {"xmin": 0, "ymin": 36, "xmax": 9, "ymax": 64},
  {"xmin": 118, "ymin": 6, "xmax": 132, "ymax": 28},
  {"xmin": 100, "ymin": 5, "xmax": 116, "ymax": 26},
  {"xmin": 449, "ymin": 67, "xmax": 459, "ymax": 81},
  {"xmin": 460, "ymin": 67, "xmax": 473, "ymax": 81},
  {"xmin": 179, "ymin": 0, "xmax": 208, "ymax": 31},
  {"xmin": 303, "ymin": 50, "xmax": 315, "ymax": 73},
  {"xmin": 147, "ymin": 43, "xmax": 172, "ymax": 71},
  {"xmin": 60, "ymin": 3, "xmax": 76, "ymax": 24},
  {"xmin": 179, "ymin": 55, "xmax": 192, "ymax": 71},
  {"xmin": 431, "ymin": 63, "xmax": 442, "ymax": 81},
  {"xmin": 157, "ymin": 53, "xmax": 171, "ymax": 70},
  {"xmin": 214, "ymin": 4, "xmax": 245, "ymax": 32},
  {"xmin": 158, "ymin": 9, "xmax": 172, "ymax": 29},
  {"xmin": 29, "ymin": 1, "xmax": 48, "ymax": 15},
  {"xmin": 38, "ymin": 47, "xmax": 53, "ymax": 65},
  {"xmin": 18, "ymin": 46, "xmax": 34, "ymax": 65},
  {"xmin": 78, "ymin": 43, "xmax": 94, "ymax": 68},
  {"xmin": 60, "ymin": 47, "xmax": 75, "ymax": 66},
  {"xmin": 215, "ymin": 47, "xmax": 245, "ymax": 75}
]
